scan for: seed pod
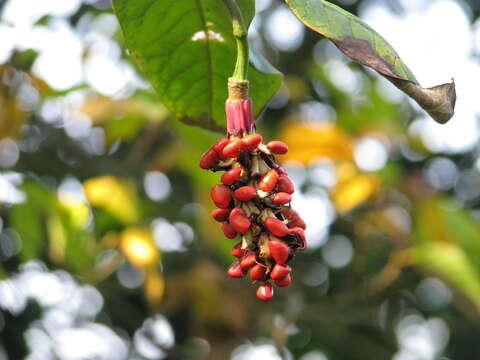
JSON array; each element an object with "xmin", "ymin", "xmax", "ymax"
[
  {"xmin": 212, "ymin": 138, "xmax": 230, "ymax": 159},
  {"xmin": 256, "ymin": 282, "xmax": 273, "ymax": 301},
  {"xmin": 250, "ymin": 264, "xmax": 266, "ymax": 281},
  {"xmin": 222, "ymin": 139, "xmax": 244, "ymax": 159},
  {"xmin": 221, "ymin": 222, "xmax": 237, "ymax": 239},
  {"xmin": 289, "ymin": 217, "xmax": 306, "ymax": 230},
  {"xmin": 221, "ymin": 166, "xmax": 243, "ymax": 185},
  {"xmin": 289, "ymin": 227, "xmax": 307, "ymax": 250},
  {"xmin": 229, "ymin": 208, "xmax": 251, "ymax": 234},
  {"xmin": 242, "ymin": 134, "xmax": 263, "ymax": 152},
  {"xmin": 282, "ymin": 209, "xmax": 306, "ymax": 230},
  {"xmin": 268, "ymin": 239, "xmax": 290, "ymax": 264},
  {"xmin": 277, "ymin": 175, "xmax": 295, "ymax": 194},
  {"xmin": 258, "ymin": 169, "xmax": 279, "ymax": 192},
  {"xmin": 282, "ymin": 209, "xmax": 298, "ymax": 220},
  {"xmin": 211, "ymin": 208, "xmax": 231, "ymax": 222},
  {"xmin": 258, "ymin": 232, "xmax": 271, "ymax": 260},
  {"xmin": 227, "ymin": 260, "xmax": 243, "ymax": 278},
  {"xmin": 231, "ymin": 242, "xmax": 245, "ymax": 258},
  {"xmin": 276, "ymin": 166, "xmax": 288, "ymax": 176},
  {"xmin": 240, "ymin": 252, "xmax": 257, "ymax": 271},
  {"xmin": 234, "ymin": 186, "xmax": 256, "ymax": 201},
  {"xmin": 200, "ymin": 130, "xmax": 306, "ymax": 297},
  {"xmin": 210, "ymin": 184, "xmax": 232, "ymax": 208},
  {"xmin": 264, "ymin": 217, "xmax": 290, "ymax": 237},
  {"xmin": 270, "ymin": 264, "xmax": 292, "ymax": 280},
  {"xmin": 199, "ymin": 148, "xmax": 219, "ymax": 169},
  {"xmin": 274, "ymin": 273, "xmax": 292, "ymax": 287},
  {"xmin": 267, "ymin": 141, "xmax": 288, "ymax": 155},
  {"xmin": 289, "ymin": 227, "xmax": 305, "ymax": 242},
  {"xmin": 271, "ymin": 192, "xmax": 292, "ymax": 205}
]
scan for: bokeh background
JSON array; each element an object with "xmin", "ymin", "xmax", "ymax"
[{"xmin": 1, "ymin": 0, "xmax": 480, "ymax": 359}]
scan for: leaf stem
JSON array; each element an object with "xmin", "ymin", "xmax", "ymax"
[{"xmin": 223, "ymin": 0, "xmax": 249, "ymax": 81}]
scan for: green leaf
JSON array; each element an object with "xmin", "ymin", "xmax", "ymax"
[
  {"xmin": 11, "ymin": 180, "xmax": 94, "ymax": 273},
  {"xmin": 11, "ymin": 181, "xmax": 52, "ymax": 261},
  {"xmin": 411, "ymin": 243, "xmax": 480, "ymax": 311},
  {"xmin": 412, "ymin": 197, "xmax": 480, "ymax": 310},
  {"xmin": 285, "ymin": 0, "xmax": 456, "ymax": 124},
  {"xmin": 113, "ymin": 0, "xmax": 282, "ymax": 132}
]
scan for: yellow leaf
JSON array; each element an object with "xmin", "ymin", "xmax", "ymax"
[
  {"xmin": 58, "ymin": 194, "xmax": 90, "ymax": 228},
  {"xmin": 0, "ymin": 86, "xmax": 26, "ymax": 139},
  {"xmin": 144, "ymin": 269, "xmax": 165, "ymax": 304},
  {"xmin": 47, "ymin": 214, "xmax": 67, "ymax": 264},
  {"xmin": 120, "ymin": 227, "xmax": 158, "ymax": 267},
  {"xmin": 84, "ymin": 175, "xmax": 139, "ymax": 224},
  {"xmin": 279, "ymin": 122, "xmax": 354, "ymax": 164},
  {"xmin": 332, "ymin": 170, "xmax": 380, "ymax": 213}
]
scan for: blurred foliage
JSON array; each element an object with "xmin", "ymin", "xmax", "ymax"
[{"xmin": 0, "ymin": 1, "xmax": 480, "ymax": 360}]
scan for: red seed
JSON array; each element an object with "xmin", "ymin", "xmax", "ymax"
[
  {"xmin": 270, "ymin": 264, "xmax": 292, "ymax": 280},
  {"xmin": 289, "ymin": 227, "xmax": 307, "ymax": 250},
  {"xmin": 282, "ymin": 209, "xmax": 306, "ymax": 230},
  {"xmin": 212, "ymin": 138, "xmax": 230, "ymax": 159},
  {"xmin": 258, "ymin": 169, "xmax": 279, "ymax": 192},
  {"xmin": 227, "ymin": 260, "xmax": 243, "ymax": 278},
  {"xmin": 242, "ymin": 134, "xmax": 263, "ymax": 152},
  {"xmin": 264, "ymin": 217, "xmax": 290, "ymax": 237},
  {"xmin": 268, "ymin": 239, "xmax": 290, "ymax": 264},
  {"xmin": 234, "ymin": 186, "xmax": 256, "ymax": 201},
  {"xmin": 199, "ymin": 148, "xmax": 219, "ymax": 169},
  {"xmin": 210, "ymin": 184, "xmax": 231, "ymax": 208},
  {"xmin": 256, "ymin": 282, "xmax": 273, "ymax": 301},
  {"xmin": 240, "ymin": 252, "xmax": 257, "ymax": 271},
  {"xmin": 276, "ymin": 166, "xmax": 288, "ymax": 176},
  {"xmin": 231, "ymin": 242, "xmax": 245, "ymax": 258},
  {"xmin": 277, "ymin": 175, "xmax": 295, "ymax": 194},
  {"xmin": 271, "ymin": 192, "xmax": 292, "ymax": 204},
  {"xmin": 274, "ymin": 273, "xmax": 291, "ymax": 287},
  {"xmin": 211, "ymin": 208, "xmax": 231, "ymax": 222},
  {"xmin": 289, "ymin": 227, "xmax": 305, "ymax": 242},
  {"xmin": 221, "ymin": 222, "xmax": 237, "ymax": 239},
  {"xmin": 267, "ymin": 141, "xmax": 288, "ymax": 155},
  {"xmin": 282, "ymin": 209, "xmax": 298, "ymax": 219},
  {"xmin": 290, "ymin": 217, "xmax": 306, "ymax": 230},
  {"xmin": 229, "ymin": 207, "xmax": 251, "ymax": 234},
  {"xmin": 221, "ymin": 166, "xmax": 243, "ymax": 185},
  {"xmin": 222, "ymin": 139, "xmax": 244, "ymax": 158},
  {"xmin": 250, "ymin": 264, "xmax": 266, "ymax": 281}
]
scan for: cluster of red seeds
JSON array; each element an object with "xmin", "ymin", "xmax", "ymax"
[{"xmin": 200, "ymin": 133, "xmax": 307, "ymax": 301}]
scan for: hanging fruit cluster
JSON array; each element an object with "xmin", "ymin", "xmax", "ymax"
[{"xmin": 199, "ymin": 80, "xmax": 307, "ymax": 301}]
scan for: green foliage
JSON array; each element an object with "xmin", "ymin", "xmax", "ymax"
[
  {"xmin": 412, "ymin": 197, "xmax": 480, "ymax": 310},
  {"xmin": 113, "ymin": 0, "xmax": 281, "ymax": 131}
]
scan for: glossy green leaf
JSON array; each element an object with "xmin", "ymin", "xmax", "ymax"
[
  {"xmin": 113, "ymin": 0, "xmax": 282, "ymax": 132},
  {"xmin": 286, "ymin": 0, "xmax": 456, "ymax": 123}
]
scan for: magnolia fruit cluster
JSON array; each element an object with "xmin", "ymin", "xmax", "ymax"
[{"xmin": 200, "ymin": 128, "xmax": 307, "ymax": 301}]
